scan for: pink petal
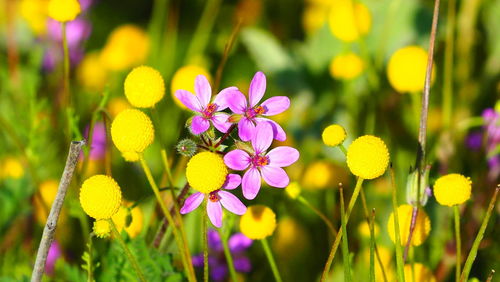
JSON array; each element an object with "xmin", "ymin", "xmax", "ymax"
[
  {"xmin": 238, "ymin": 118, "xmax": 256, "ymax": 142},
  {"xmin": 242, "ymin": 168, "xmax": 261, "ymax": 200},
  {"xmin": 211, "ymin": 113, "xmax": 231, "ymax": 133},
  {"xmin": 260, "ymin": 96, "xmax": 290, "ymax": 116},
  {"xmin": 180, "ymin": 192, "xmax": 204, "ymax": 214},
  {"xmin": 249, "ymin": 71, "xmax": 266, "ymax": 107},
  {"xmin": 227, "ymin": 90, "xmax": 247, "ymax": 114},
  {"xmin": 255, "ymin": 118, "xmax": 286, "ymax": 141},
  {"xmin": 223, "ymin": 174, "xmax": 242, "ymax": 190},
  {"xmin": 214, "ymin": 87, "xmax": 239, "ymax": 111},
  {"xmin": 261, "ymin": 166, "xmax": 289, "ymax": 188},
  {"xmin": 224, "ymin": 150, "xmax": 251, "ymax": 170},
  {"xmin": 218, "ymin": 191, "xmax": 247, "ymax": 215},
  {"xmin": 191, "ymin": 116, "xmax": 210, "ymax": 135},
  {"xmin": 252, "ymin": 122, "xmax": 274, "ymax": 154},
  {"xmin": 207, "ymin": 201, "xmax": 223, "ymax": 228},
  {"xmin": 266, "ymin": 146, "xmax": 299, "ymax": 167},
  {"xmin": 194, "ymin": 75, "xmax": 212, "ymax": 107},
  {"xmin": 175, "ymin": 90, "xmax": 202, "ymax": 112}
]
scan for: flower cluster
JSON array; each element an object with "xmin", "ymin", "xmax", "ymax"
[{"xmin": 177, "ymin": 71, "xmax": 299, "ymax": 227}]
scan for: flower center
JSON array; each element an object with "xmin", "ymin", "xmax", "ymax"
[
  {"xmin": 251, "ymin": 155, "xmax": 269, "ymax": 168},
  {"xmin": 245, "ymin": 106, "xmax": 266, "ymax": 119},
  {"xmin": 208, "ymin": 191, "xmax": 220, "ymax": 202},
  {"xmin": 202, "ymin": 103, "xmax": 217, "ymax": 119}
]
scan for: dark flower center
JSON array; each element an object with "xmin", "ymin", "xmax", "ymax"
[
  {"xmin": 251, "ymin": 155, "xmax": 269, "ymax": 168},
  {"xmin": 208, "ymin": 191, "xmax": 220, "ymax": 202},
  {"xmin": 202, "ymin": 103, "xmax": 217, "ymax": 119}
]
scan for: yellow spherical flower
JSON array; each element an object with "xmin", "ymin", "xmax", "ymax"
[
  {"xmin": 273, "ymin": 217, "xmax": 308, "ymax": 257},
  {"xmin": 387, "ymin": 46, "xmax": 435, "ymax": 93},
  {"xmin": 0, "ymin": 157, "xmax": 24, "ymax": 179},
  {"xmin": 107, "ymin": 97, "xmax": 131, "ymax": 118},
  {"xmin": 33, "ymin": 180, "xmax": 59, "ymax": 223},
  {"xmin": 328, "ymin": 0, "xmax": 371, "ymax": 42},
  {"xmin": 47, "ymin": 0, "xmax": 80, "ymax": 22},
  {"xmin": 79, "ymin": 175, "xmax": 122, "ymax": 219},
  {"xmin": 285, "ymin": 182, "xmax": 301, "ymax": 199},
  {"xmin": 124, "ymin": 66, "xmax": 165, "ymax": 108},
  {"xmin": 93, "ymin": 220, "xmax": 111, "ymax": 239},
  {"xmin": 330, "ymin": 52, "xmax": 364, "ymax": 80},
  {"xmin": 346, "ymin": 135, "xmax": 389, "ymax": 179},
  {"xmin": 186, "ymin": 152, "xmax": 228, "ymax": 194},
  {"xmin": 302, "ymin": 5, "xmax": 330, "ymax": 35},
  {"xmin": 433, "ymin": 174, "xmax": 472, "ymax": 206},
  {"xmin": 387, "ymin": 204, "xmax": 431, "ymax": 246},
  {"xmin": 171, "ymin": 65, "xmax": 212, "ymax": 109},
  {"xmin": 322, "ymin": 124, "xmax": 347, "ymax": 146},
  {"xmin": 19, "ymin": 0, "xmax": 49, "ymax": 35},
  {"xmin": 77, "ymin": 52, "xmax": 109, "ymax": 92},
  {"xmin": 404, "ymin": 263, "xmax": 436, "ymax": 282},
  {"xmin": 240, "ymin": 205, "xmax": 277, "ymax": 240},
  {"xmin": 111, "ymin": 109, "xmax": 154, "ymax": 160},
  {"xmin": 111, "ymin": 205, "xmax": 144, "ymax": 238},
  {"xmin": 358, "ymin": 221, "xmax": 380, "ymax": 238},
  {"xmin": 100, "ymin": 25, "xmax": 150, "ymax": 71}
]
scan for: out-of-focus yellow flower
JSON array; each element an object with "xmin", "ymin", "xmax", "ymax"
[
  {"xmin": 404, "ymin": 263, "xmax": 436, "ymax": 282},
  {"xmin": 322, "ymin": 124, "xmax": 347, "ymax": 146},
  {"xmin": 285, "ymin": 182, "xmax": 301, "ymax": 199},
  {"xmin": 302, "ymin": 4, "xmax": 330, "ymax": 35},
  {"xmin": 387, "ymin": 204, "xmax": 431, "ymax": 246},
  {"xmin": 107, "ymin": 97, "xmax": 131, "ymax": 118},
  {"xmin": 186, "ymin": 152, "xmax": 228, "ymax": 194},
  {"xmin": 33, "ymin": 180, "xmax": 58, "ymax": 223},
  {"xmin": 100, "ymin": 25, "xmax": 150, "ymax": 71},
  {"xmin": 273, "ymin": 217, "xmax": 307, "ymax": 257},
  {"xmin": 358, "ymin": 221, "xmax": 380, "ymax": 238},
  {"xmin": 124, "ymin": 66, "xmax": 165, "ymax": 108},
  {"xmin": 427, "ymin": 108, "xmax": 442, "ymax": 133},
  {"xmin": 240, "ymin": 205, "xmax": 276, "ymax": 240},
  {"xmin": 0, "ymin": 157, "xmax": 24, "ymax": 179},
  {"xmin": 79, "ymin": 175, "xmax": 122, "ymax": 219},
  {"xmin": 433, "ymin": 174, "xmax": 472, "ymax": 206},
  {"xmin": 328, "ymin": 0, "xmax": 371, "ymax": 42},
  {"xmin": 111, "ymin": 205, "xmax": 144, "ymax": 238},
  {"xmin": 346, "ymin": 135, "xmax": 389, "ymax": 180},
  {"xmin": 329, "ymin": 53, "xmax": 364, "ymax": 80},
  {"xmin": 47, "ymin": 0, "xmax": 80, "ymax": 22},
  {"xmin": 387, "ymin": 46, "xmax": 435, "ymax": 93},
  {"xmin": 19, "ymin": 0, "xmax": 48, "ymax": 35},
  {"xmin": 77, "ymin": 52, "xmax": 109, "ymax": 92},
  {"xmin": 171, "ymin": 65, "xmax": 211, "ymax": 109},
  {"xmin": 302, "ymin": 161, "xmax": 349, "ymax": 190}
]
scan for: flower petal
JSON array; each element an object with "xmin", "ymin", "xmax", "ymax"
[
  {"xmin": 227, "ymin": 90, "xmax": 247, "ymax": 114},
  {"xmin": 214, "ymin": 86, "xmax": 239, "ymax": 111},
  {"xmin": 224, "ymin": 150, "xmax": 250, "ymax": 170},
  {"xmin": 175, "ymin": 90, "xmax": 202, "ymax": 112},
  {"xmin": 233, "ymin": 256, "xmax": 252, "ymax": 272},
  {"xmin": 218, "ymin": 191, "xmax": 247, "ymax": 215},
  {"xmin": 229, "ymin": 233, "xmax": 253, "ymax": 252},
  {"xmin": 260, "ymin": 96, "xmax": 290, "ymax": 116},
  {"xmin": 207, "ymin": 201, "xmax": 223, "ymax": 228},
  {"xmin": 192, "ymin": 254, "xmax": 204, "ymax": 267},
  {"xmin": 207, "ymin": 229, "xmax": 223, "ymax": 252},
  {"xmin": 266, "ymin": 146, "xmax": 299, "ymax": 167},
  {"xmin": 261, "ymin": 166, "xmax": 289, "ymax": 188},
  {"xmin": 194, "ymin": 75, "xmax": 212, "ymax": 107},
  {"xmin": 180, "ymin": 192, "xmax": 204, "ymax": 214},
  {"xmin": 238, "ymin": 118, "xmax": 256, "ymax": 142},
  {"xmin": 249, "ymin": 71, "xmax": 266, "ymax": 107},
  {"xmin": 242, "ymin": 168, "xmax": 261, "ymax": 200},
  {"xmin": 256, "ymin": 118, "xmax": 286, "ymax": 141},
  {"xmin": 222, "ymin": 174, "xmax": 242, "ymax": 190},
  {"xmin": 211, "ymin": 113, "xmax": 231, "ymax": 133},
  {"xmin": 210, "ymin": 264, "xmax": 228, "ymax": 281},
  {"xmin": 191, "ymin": 116, "xmax": 210, "ymax": 135},
  {"xmin": 252, "ymin": 122, "xmax": 274, "ymax": 154}
]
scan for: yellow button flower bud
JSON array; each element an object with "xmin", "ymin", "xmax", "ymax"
[
  {"xmin": 186, "ymin": 152, "xmax": 228, "ymax": 194},
  {"xmin": 0, "ymin": 157, "xmax": 24, "ymax": 179},
  {"xmin": 387, "ymin": 204, "xmax": 431, "ymax": 246},
  {"xmin": 387, "ymin": 46, "xmax": 435, "ymax": 93},
  {"xmin": 47, "ymin": 0, "xmax": 80, "ymax": 22},
  {"xmin": 240, "ymin": 205, "xmax": 277, "ymax": 240},
  {"xmin": 171, "ymin": 65, "xmax": 212, "ymax": 109},
  {"xmin": 346, "ymin": 135, "xmax": 389, "ymax": 179},
  {"xmin": 322, "ymin": 124, "xmax": 347, "ymax": 147},
  {"xmin": 328, "ymin": 0, "xmax": 371, "ymax": 42},
  {"xmin": 93, "ymin": 220, "xmax": 111, "ymax": 239},
  {"xmin": 329, "ymin": 53, "xmax": 364, "ymax": 80},
  {"xmin": 100, "ymin": 25, "xmax": 150, "ymax": 71},
  {"xmin": 77, "ymin": 52, "xmax": 109, "ymax": 92},
  {"xmin": 124, "ymin": 66, "xmax": 165, "ymax": 108},
  {"xmin": 433, "ymin": 174, "xmax": 472, "ymax": 206},
  {"xmin": 80, "ymin": 175, "xmax": 122, "ymax": 219},
  {"xmin": 111, "ymin": 109, "xmax": 154, "ymax": 161},
  {"xmin": 285, "ymin": 182, "xmax": 301, "ymax": 199}
]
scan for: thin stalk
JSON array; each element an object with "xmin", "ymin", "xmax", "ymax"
[
  {"xmin": 443, "ymin": 0, "xmax": 456, "ymax": 129},
  {"xmin": 86, "ymin": 233, "xmax": 94, "ymax": 282},
  {"xmin": 339, "ymin": 144, "xmax": 348, "ymax": 155},
  {"xmin": 486, "ymin": 270, "xmax": 495, "ymax": 282},
  {"xmin": 214, "ymin": 124, "xmax": 236, "ymax": 148},
  {"xmin": 453, "ymin": 205, "xmax": 461, "ymax": 282},
  {"xmin": 108, "ymin": 219, "xmax": 146, "ymax": 282},
  {"xmin": 339, "ymin": 185, "xmax": 352, "ymax": 282},
  {"xmin": 220, "ymin": 231, "xmax": 238, "ymax": 282},
  {"xmin": 203, "ymin": 199, "xmax": 209, "ymax": 282},
  {"xmin": 460, "ymin": 186, "xmax": 499, "ymax": 282},
  {"xmin": 390, "ymin": 166, "xmax": 405, "ymax": 282},
  {"xmin": 261, "ymin": 238, "xmax": 283, "ymax": 282},
  {"xmin": 369, "ymin": 209, "xmax": 376, "ymax": 282},
  {"xmin": 403, "ymin": 207, "xmax": 419, "ymax": 261},
  {"xmin": 213, "ymin": 20, "xmax": 242, "ymax": 92},
  {"xmin": 298, "ymin": 196, "xmax": 337, "ymax": 236}
]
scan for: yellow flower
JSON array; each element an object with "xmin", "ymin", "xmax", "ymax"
[
  {"xmin": 79, "ymin": 175, "xmax": 122, "ymax": 219},
  {"xmin": 240, "ymin": 205, "xmax": 277, "ymax": 240},
  {"xmin": 404, "ymin": 263, "xmax": 436, "ymax": 282},
  {"xmin": 93, "ymin": 220, "xmax": 111, "ymax": 238},
  {"xmin": 124, "ymin": 66, "xmax": 165, "ymax": 108},
  {"xmin": 387, "ymin": 204, "xmax": 431, "ymax": 246},
  {"xmin": 346, "ymin": 135, "xmax": 389, "ymax": 179},
  {"xmin": 107, "ymin": 97, "xmax": 131, "ymax": 118},
  {"xmin": 329, "ymin": 53, "xmax": 364, "ymax": 80},
  {"xmin": 77, "ymin": 52, "xmax": 109, "ymax": 92},
  {"xmin": 358, "ymin": 221, "xmax": 380, "ymax": 238},
  {"xmin": 328, "ymin": 0, "xmax": 371, "ymax": 42},
  {"xmin": 302, "ymin": 161, "xmax": 349, "ymax": 190},
  {"xmin": 285, "ymin": 182, "xmax": 301, "ymax": 199},
  {"xmin": 47, "ymin": 0, "xmax": 80, "ymax": 22},
  {"xmin": 19, "ymin": 0, "xmax": 49, "ymax": 35},
  {"xmin": 111, "ymin": 205, "xmax": 144, "ymax": 238},
  {"xmin": 387, "ymin": 46, "xmax": 435, "ymax": 93},
  {"xmin": 273, "ymin": 217, "xmax": 308, "ymax": 257},
  {"xmin": 33, "ymin": 180, "xmax": 59, "ymax": 223},
  {"xmin": 186, "ymin": 152, "xmax": 228, "ymax": 194},
  {"xmin": 322, "ymin": 124, "xmax": 347, "ymax": 146},
  {"xmin": 433, "ymin": 174, "xmax": 472, "ymax": 206},
  {"xmin": 100, "ymin": 25, "xmax": 150, "ymax": 71},
  {"xmin": 302, "ymin": 4, "xmax": 330, "ymax": 35},
  {"xmin": 0, "ymin": 157, "xmax": 24, "ymax": 179},
  {"xmin": 171, "ymin": 65, "xmax": 211, "ymax": 109},
  {"xmin": 111, "ymin": 109, "xmax": 154, "ymax": 161}
]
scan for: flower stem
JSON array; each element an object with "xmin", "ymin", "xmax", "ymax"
[
  {"xmin": 339, "ymin": 184, "xmax": 352, "ymax": 282},
  {"xmin": 390, "ymin": 166, "xmax": 405, "ymax": 282},
  {"xmin": 203, "ymin": 200, "xmax": 209, "ymax": 282},
  {"xmin": 453, "ymin": 205, "xmax": 461, "ymax": 282},
  {"xmin": 369, "ymin": 209, "xmax": 376, "ymax": 282},
  {"xmin": 220, "ymin": 231, "xmax": 239, "ymax": 282},
  {"xmin": 108, "ymin": 219, "xmax": 146, "ymax": 282},
  {"xmin": 443, "ymin": 0, "xmax": 456, "ymax": 129},
  {"xmin": 214, "ymin": 124, "xmax": 236, "ymax": 148},
  {"xmin": 297, "ymin": 196, "xmax": 337, "ymax": 236},
  {"xmin": 338, "ymin": 144, "xmax": 348, "ymax": 155},
  {"xmin": 261, "ymin": 238, "xmax": 283, "ymax": 282}
]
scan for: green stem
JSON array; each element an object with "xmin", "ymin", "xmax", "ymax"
[
  {"xmin": 86, "ymin": 233, "xmax": 94, "ymax": 282},
  {"xmin": 339, "ymin": 185, "xmax": 351, "ymax": 282},
  {"xmin": 261, "ymin": 238, "xmax": 283, "ymax": 282},
  {"xmin": 390, "ymin": 167, "xmax": 405, "ymax": 282},
  {"xmin": 108, "ymin": 219, "xmax": 146, "ymax": 282},
  {"xmin": 369, "ymin": 209, "xmax": 376, "ymax": 282},
  {"xmin": 339, "ymin": 144, "xmax": 348, "ymax": 155},
  {"xmin": 443, "ymin": 0, "xmax": 456, "ymax": 129},
  {"xmin": 203, "ymin": 199, "xmax": 209, "ymax": 282},
  {"xmin": 220, "ymin": 230, "xmax": 239, "ymax": 282},
  {"xmin": 298, "ymin": 196, "xmax": 337, "ymax": 236},
  {"xmin": 460, "ymin": 187, "xmax": 499, "ymax": 282},
  {"xmin": 454, "ymin": 205, "xmax": 461, "ymax": 282}
]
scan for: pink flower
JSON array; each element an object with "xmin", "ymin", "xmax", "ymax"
[
  {"xmin": 224, "ymin": 122, "xmax": 299, "ymax": 200},
  {"xmin": 227, "ymin": 71, "xmax": 290, "ymax": 141},
  {"xmin": 175, "ymin": 75, "xmax": 239, "ymax": 135},
  {"xmin": 180, "ymin": 174, "xmax": 246, "ymax": 228}
]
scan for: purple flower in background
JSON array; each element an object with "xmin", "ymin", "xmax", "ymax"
[
  {"xmin": 46, "ymin": 241, "xmax": 62, "ymax": 275},
  {"xmin": 83, "ymin": 122, "xmax": 107, "ymax": 160},
  {"xmin": 47, "ymin": 18, "xmax": 92, "ymax": 48},
  {"xmin": 192, "ymin": 230, "xmax": 252, "ymax": 281},
  {"xmin": 180, "ymin": 174, "xmax": 246, "ymax": 228},
  {"xmin": 227, "ymin": 71, "xmax": 290, "ymax": 141},
  {"xmin": 465, "ymin": 131, "xmax": 483, "ymax": 151},
  {"xmin": 481, "ymin": 108, "xmax": 500, "ymax": 181},
  {"xmin": 175, "ymin": 75, "xmax": 239, "ymax": 135},
  {"xmin": 224, "ymin": 122, "xmax": 299, "ymax": 200}
]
